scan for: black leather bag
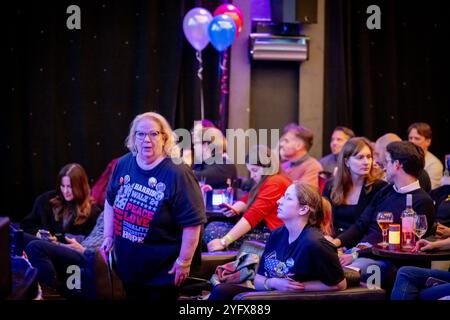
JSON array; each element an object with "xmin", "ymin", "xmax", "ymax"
[{"xmin": 83, "ymin": 249, "xmax": 125, "ymax": 300}]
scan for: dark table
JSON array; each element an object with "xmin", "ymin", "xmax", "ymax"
[
  {"xmin": 372, "ymin": 245, "xmax": 450, "ymax": 261},
  {"xmin": 205, "ymin": 206, "xmax": 238, "ymax": 222}
]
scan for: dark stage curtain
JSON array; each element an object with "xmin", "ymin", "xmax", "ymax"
[
  {"xmin": 4, "ymin": 0, "xmax": 226, "ymax": 221},
  {"xmin": 324, "ymin": 0, "xmax": 450, "ymax": 161}
]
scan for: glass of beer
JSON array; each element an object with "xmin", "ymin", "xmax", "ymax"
[{"xmin": 377, "ymin": 211, "xmax": 394, "ymax": 247}]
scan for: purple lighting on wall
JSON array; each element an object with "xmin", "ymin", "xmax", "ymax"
[{"xmin": 251, "ymin": 0, "xmax": 271, "ymax": 21}]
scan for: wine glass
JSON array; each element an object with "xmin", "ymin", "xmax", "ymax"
[
  {"xmin": 414, "ymin": 215, "xmax": 428, "ymax": 241},
  {"xmin": 377, "ymin": 211, "xmax": 394, "ymax": 247}
]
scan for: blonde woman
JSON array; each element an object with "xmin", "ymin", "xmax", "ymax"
[
  {"xmin": 101, "ymin": 112, "xmax": 207, "ymax": 300},
  {"xmin": 209, "ymin": 182, "xmax": 346, "ymax": 300}
]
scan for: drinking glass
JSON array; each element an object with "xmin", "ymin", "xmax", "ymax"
[
  {"xmin": 414, "ymin": 215, "xmax": 428, "ymax": 240},
  {"xmin": 377, "ymin": 211, "xmax": 394, "ymax": 247}
]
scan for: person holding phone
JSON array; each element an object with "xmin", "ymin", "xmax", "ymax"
[
  {"xmin": 25, "ymin": 213, "xmax": 107, "ymax": 298},
  {"xmin": 204, "ymin": 145, "xmax": 291, "ymax": 251},
  {"xmin": 21, "ymin": 163, "xmax": 101, "ymax": 244}
]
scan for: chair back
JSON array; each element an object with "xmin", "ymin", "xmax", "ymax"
[{"xmin": 238, "ymin": 241, "xmax": 265, "ymax": 257}]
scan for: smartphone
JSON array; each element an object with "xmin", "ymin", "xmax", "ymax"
[
  {"xmin": 55, "ymin": 233, "xmax": 68, "ymax": 244},
  {"xmin": 38, "ymin": 229, "xmax": 51, "ymax": 240}
]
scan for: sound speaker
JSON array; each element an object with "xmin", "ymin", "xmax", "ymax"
[
  {"xmin": 296, "ymin": 0, "xmax": 317, "ymax": 24},
  {"xmin": 271, "ymin": 0, "xmax": 317, "ymax": 24}
]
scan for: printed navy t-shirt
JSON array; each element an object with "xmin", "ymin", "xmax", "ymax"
[
  {"xmin": 257, "ymin": 225, "xmax": 344, "ymax": 286},
  {"xmin": 106, "ymin": 153, "xmax": 207, "ymax": 285}
]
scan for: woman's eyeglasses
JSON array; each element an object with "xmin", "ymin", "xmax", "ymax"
[{"xmin": 135, "ymin": 130, "xmax": 161, "ymax": 140}]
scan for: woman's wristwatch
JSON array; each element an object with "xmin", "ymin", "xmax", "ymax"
[
  {"xmin": 219, "ymin": 238, "xmax": 228, "ymax": 248},
  {"xmin": 220, "ymin": 234, "xmax": 234, "ymax": 248}
]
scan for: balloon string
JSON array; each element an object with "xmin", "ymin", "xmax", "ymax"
[
  {"xmin": 220, "ymin": 50, "xmax": 229, "ymax": 94},
  {"xmin": 196, "ymin": 50, "xmax": 205, "ymax": 119},
  {"xmin": 218, "ymin": 50, "xmax": 229, "ymax": 131}
]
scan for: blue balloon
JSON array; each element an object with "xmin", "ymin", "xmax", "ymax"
[{"xmin": 208, "ymin": 14, "xmax": 236, "ymax": 52}]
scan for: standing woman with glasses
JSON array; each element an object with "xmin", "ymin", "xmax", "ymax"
[{"xmin": 101, "ymin": 112, "xmax": 207, "ymax": 300}]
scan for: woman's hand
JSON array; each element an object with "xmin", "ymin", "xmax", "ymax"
[
  {"xmin": 220, "ymin": 203, "xmax": 239, "ymax": 218},
  {"xmin": 269, "ymin": 278, "xmax": 305, "ymax": 291},
  {"xmin": 200, "ymin": 184, "xmax": 213, "ymax": 193},
  {"xmin": 338, "ymin": 253, "xmax": 354, "ymax": 267},
  {"xmin": 61, "ymin": 237, "xmax": 86, "ymax": 254},
  {"xmin": 324, "ymin": 236, "xmax": 341, "ymax": 248},
  {"xmin": 168, "ymin": 258, "xmax": 191, "ymax": 286},
  {"xmin": 436, "ymin": 223, "xmax": 450, "ymax": 239},
  {"xmin": 101, "ymin": 236, "xmax": 114, "ymax": 255},
  {"xmin": 412, "ymin": 239, "xmax": 435, "ymax": 252},
  {"xmin": 207, "ymin": 239, "xmax": 226, "ymax": 252}
]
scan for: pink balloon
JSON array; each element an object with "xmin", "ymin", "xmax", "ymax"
[
  {"xmin": 213, "ymin": 4, "xmax": 244, "ymax": 36},
  {"xmin": 183, "ymin": 8, "xmax": 213, "ymax": 51}
]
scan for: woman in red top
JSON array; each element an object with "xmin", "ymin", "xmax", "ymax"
[{"xmin": 205, "ymin": 145, "xmax": 292, "ymax": 251}]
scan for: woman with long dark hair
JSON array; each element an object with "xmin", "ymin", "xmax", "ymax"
[
  {"xmin": 322, "ymin": 137, "xmax": 386, "ymax": 266},
  {"xmin": 21, "ymin": 163, "xmax": 100, "ymax": 240},
  {"xmin": 323, "ymin": 137, "xmax": 387, "ymax": 236}
]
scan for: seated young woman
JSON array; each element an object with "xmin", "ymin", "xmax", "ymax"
[
  {"xmin": 21, "ymin": 163, "xmax": 101, "ymax": 244},
  {"xmin": 24, "ymin": 213, "xmax": 105, "ymax": 298},
  {"xmin": 322, "ymin": 137, "xmax": 387, "ymax": 237},
  {"xmin": 208, "ymin": 182, "xmax": 346, "ymax": 300},
  {"xmin": 204, "ymin": 145, "xmax": 291, "ymax": 251}
]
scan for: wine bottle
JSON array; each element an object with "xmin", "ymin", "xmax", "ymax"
[{"xmin": 401, "ymin": 194, "xmax": 416, "ymax": 249}]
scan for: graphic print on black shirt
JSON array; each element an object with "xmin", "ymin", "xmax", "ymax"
[
  {"xmin": 258, "ymin": 226, "xmax": 345, "ymax": 286},
  {"xmin": 113, "ymin": 174, "xmax": 166, "ymax": 243},
  {"xmin": 263, "ymin": 250, "xmax": 295, "ymax": 278}
]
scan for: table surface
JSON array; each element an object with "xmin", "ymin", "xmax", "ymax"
[
  {"xmin": 371, "ymin": 245, "xmax": 450, "ymax": 261},
  {"xmin": 205, "ymin": 206, "xmax": 238, "ymax": 222}
]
